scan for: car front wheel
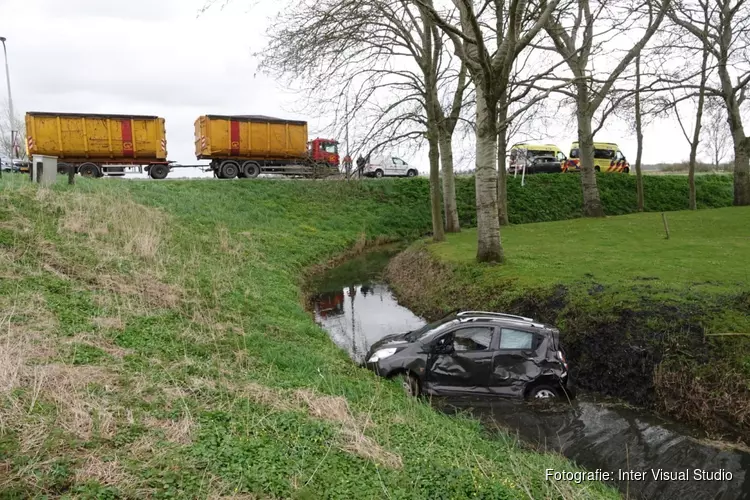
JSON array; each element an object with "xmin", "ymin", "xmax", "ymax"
[
  {"xmin": 399, "ymin": 373, "xmax": 421, "ymax": 397},
  {"xmin": 528, "ymin": 385, "xmax": 558, "ymax": 399}
]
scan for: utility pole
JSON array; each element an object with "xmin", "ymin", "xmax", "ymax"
[
  {"xmin": 345, "ymin": 98, "xmax": 351, "ymax": 181},
  {"xmin": 0, "ymin": 37, "xmax": 17, "ymax": 160}
]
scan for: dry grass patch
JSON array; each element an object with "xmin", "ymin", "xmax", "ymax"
[
  {"xmin": 74, "ymin": 454, "xmax": 134, "ymax": 489},
  {"xmin": 96, "ymin": 272, "xmax": 182, "ymax": 310},
  {"xmin": 92, "ymin": 316, "xmax": 125, "ymax": 330},
  {"xmin": 56, "ymin": 191, "xmax": 167, "ymax": 261},
  {"xmin": 144, "ymin": 414, "xmax": 196, "ymax": 445},
  {"xmin": 34, "ymin": 364, "xmax": 119, "ymax": 441},
  {"xmin": 63, "ymin": 335, "xmax": 133, "ymax": 359}
]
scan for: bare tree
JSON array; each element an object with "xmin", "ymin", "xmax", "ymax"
[
  {"xmin": 702, "ymin": 100, "xmax": 732, "ymax": 169},
  {"xmin": 437, "ymin": 59, "xmax": 469, "ymax": 233},
  {"xmin": 544, "ymin": 0, "xmax": 670, "ymax": 217},
  {"xmin": 416, "ymin": 0, "xmax": 560, "ymax": 262},
  {"xmin": 634, "ymin": 54, "xmax": 646, "ymax": 211},
  {"xmin": 0, "ymin": 101, "xmax": 24, "ymax": 161},
  {"xmin": 258, "ymin": 0, "xmax": 477, "ymax": 240},
  {"xmin": 668, "ymin": 0, "xmax": 750, "ymax": 205}
]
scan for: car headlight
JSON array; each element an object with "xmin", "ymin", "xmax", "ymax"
[{"xmin": 368, "ymin": 348, "xmax": 397, "ymax": 363}]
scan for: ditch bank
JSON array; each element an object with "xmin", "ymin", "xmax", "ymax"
[
  {"xmin": 384, "ymin": 244, "xmax": 750, "ymax": 445},
  {"xmin": 308, "ymin": 247, "xmax": 750, "ymax": 500}
]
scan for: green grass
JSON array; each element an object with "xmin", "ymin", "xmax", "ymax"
[
  {"xmin": 455, "ymin": 173, "xmax": 733, "ymax": 226},
  {"xmin": 432, "ymin": 207, "xmax": 750, "ymax": 296},
  {"xmin": 0, "ymin": 174, "xmax": 618, "ymax": 499}
]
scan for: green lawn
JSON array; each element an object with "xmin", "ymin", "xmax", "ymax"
[
  {"xmin": 0, "ymin": 175, "xmax": 617, "ymax": 499},
  {"xmin": 432, "ymin": 207, "xmax": 750, "ymax": 297}
]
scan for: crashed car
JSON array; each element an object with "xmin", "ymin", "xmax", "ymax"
[{"xmin": 365, "ymin": 311, "xmax": 575, "ymax": 400}]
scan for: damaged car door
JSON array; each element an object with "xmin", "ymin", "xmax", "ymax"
[
  {"xmin": 424, "ymin": 326, "xmax": 496, "ymax": 395},
  {"xmin": 488, "ymin": 328, "xmax": 544, "ymax": 397}
]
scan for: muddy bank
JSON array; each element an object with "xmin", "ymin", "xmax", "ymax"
[{"xmin": 384, "ymin": 245, "xmax": 750, "ymax": 444}]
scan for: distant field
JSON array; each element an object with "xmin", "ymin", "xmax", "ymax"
[{"xmin": 432, "ymin": 206, "xmax": 750, "ymax": 295}]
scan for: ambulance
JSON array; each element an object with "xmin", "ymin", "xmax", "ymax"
[{"xmin": 562, "ymin": 142, "xmax": 630, "ymax": 173}]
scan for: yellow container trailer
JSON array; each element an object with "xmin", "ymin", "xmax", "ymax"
[
  {"xmin": 194, "ymin": 115, "xmax": 340, "ymax": 178},
  {"xmin": 25, "ymin": 112, "xmax": 171, "ymax": 178}
]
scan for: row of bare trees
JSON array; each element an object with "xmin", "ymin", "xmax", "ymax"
[{"xmin": 241, "ymin": 0, "xmax": 750, "ymax": 264}]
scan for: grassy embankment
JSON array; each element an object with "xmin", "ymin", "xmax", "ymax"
[
  {"xmin": 455, "ymin": 171, "xmax": 733, "ymax": 226},
  {"xmin": 387, "ymin": 207, "xmax": 750, "ymax": 443},
  {"xmin": 0, "ymin": 174, "xmax": 621, "ymax": 499}
]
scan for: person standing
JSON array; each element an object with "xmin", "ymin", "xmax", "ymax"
[{"xmin": 343, "ymin": 154, "xmax": 352, "ymax": 179}]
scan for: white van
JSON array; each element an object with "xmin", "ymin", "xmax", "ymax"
[{"xmin": 362, "ymin": 156, "xmax": 419, "ymax": 178}]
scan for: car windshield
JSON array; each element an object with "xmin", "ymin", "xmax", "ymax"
[{"xmin": 405, "ymin": 316, "xmax": 457, "ymax": 341}]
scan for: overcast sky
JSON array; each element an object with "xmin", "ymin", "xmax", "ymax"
[{"xmin": 0, "ymin": 0, "xmax": 730, "ymax": 175}]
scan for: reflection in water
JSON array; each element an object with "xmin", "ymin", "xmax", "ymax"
[
  {"xmin": 309, "ymin": 250, "xmax": 750, "ymax": 500},
  {"xmin": 438, "ymin": 398, "xmax": 750, "ymax": 500},
  {"xmin": 313, "ymin": 283, "xmax": 426, "ymax": 365}
]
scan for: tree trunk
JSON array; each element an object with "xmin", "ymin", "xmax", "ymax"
[
  {"xmin": 688, "ymin": 44, "xmax": 709, "ymax": 210},
  {"xmin": 474, "ymin": 85, "xmax": 504, "ymax": 263},
  {"xmin": 634, "ymin": 55, "xmax": 645, "ymax": 212},
  {"xmin": 576, "ymin": 86, "xmax": 605, "ymax": 217},
  {"xmin": 427, "ymin": 121, "xmax": 445, "ymax": 242},
  {"xmin": 439, "ymin": 130, "xmax": 460, "ymax": 232},
  {"xmin": 733, "ymin": 137, "xmax": 750, "ymax": 206},
  {"xmin": 497, "ymin": 90, "xmax": 510, "ymax": 226},
  {"xmin": 717, "ymin": 56, "xmax": 750, "ymax": 205}
]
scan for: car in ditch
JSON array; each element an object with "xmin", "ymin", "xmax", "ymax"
[
  {"xmin": 364, "ymin": 310, "xmax": 575, "ymax": 400},
  {"xmin": 508, "ymin": 155, "xmax": 563, "ymax": 175}
]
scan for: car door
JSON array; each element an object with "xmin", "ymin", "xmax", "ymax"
[
  {"xmin": 545, "ymin": 159, "xmax": 561, "ymax": 173},
  {"xmin": 391, "ymin": 157, "xmax": 407, "ymax": 176},
  {"xmin": 425, "ymin": 326, "xmax": 496, "ymax": 395},
  {"xmin": 488, "ymin": 328, "xmax": 545, "ymax": 397}
]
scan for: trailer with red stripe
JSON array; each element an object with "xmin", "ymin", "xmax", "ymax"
[
  {"xmin": 194, "ymin": 115, "xmax": 340, "ymax": 179},
  {"xmin": 24, "ymin": 112, "xmax": 173, "ymax": 178},
  {"xmin": 24, "ymin": 112, "xmax": 340, "ymax": 180}
]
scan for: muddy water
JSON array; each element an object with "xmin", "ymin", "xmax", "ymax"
[{"xmin": 308, "ymin": 248, "xmax": 750, "ymax": 500}]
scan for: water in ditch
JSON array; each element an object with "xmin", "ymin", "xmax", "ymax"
[{"xmin": 308, "ymin": 247, "xmax": 750, "ymax": 500}]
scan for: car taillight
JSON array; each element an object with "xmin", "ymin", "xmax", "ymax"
[{"xmin": 557, "ymin": 350, "xmax": 569, "ymax": 370}]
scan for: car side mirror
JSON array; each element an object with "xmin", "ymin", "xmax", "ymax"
[{"xmin": 434, "ymin": 343, "xmax": 454, "ymax": 355}]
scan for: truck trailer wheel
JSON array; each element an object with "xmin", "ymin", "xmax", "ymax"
[
  {"xmin": 219, "ymin": 161, "xmax": 239, "ymax": 179},
  {"xmin": 78, "ymin": 163, "xmax": 101, "ymax": 178},
  {"xmin": 241, "ymin": 161, "xmax": 260, "ymax": 179},
  {"xmin": 148, "ymin": 164, "xmax": 170, "ymax": 180}
]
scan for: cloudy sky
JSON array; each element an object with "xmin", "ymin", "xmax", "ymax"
[{"xmin": 0, "ymin": 0, "xmax": 727, "ymax": 175}]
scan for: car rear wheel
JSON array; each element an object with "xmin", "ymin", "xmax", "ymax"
[
  {"xmin": 528, "ymin": 385, "xmax": 558, "ymax": 400},
  {"xmin": 399, "ymin": 373, "xmax": 421, "ymax": 397},
  {"xmin": 375, "ymin": 169, "xmax": 384, "ymax": 178}
]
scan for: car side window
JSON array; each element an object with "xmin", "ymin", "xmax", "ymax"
[
  {"xmin": 392, "ymin": 158, "xmax": 404, "ymax": 166},
  {"xmin": 452, "ymin": 327, "xmax": 493, "ymax": 351},
  {"xmin": 614, "ymin": 151, "xmax": 625, "ymax": 161},
  {"xmin": 499, "ymin": 329, "xmax": 534, "ymax": 350}
]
